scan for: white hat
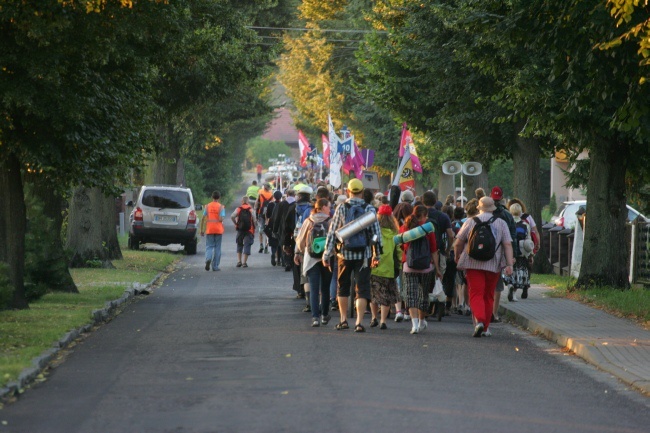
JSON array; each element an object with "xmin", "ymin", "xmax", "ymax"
[
  {"xmin": 298, "ymin": 185, "xmax": 313, "ymax": 195},
  {"xmin": 520, "ymin": 239, "xmax": 535, "ymax": 257}
]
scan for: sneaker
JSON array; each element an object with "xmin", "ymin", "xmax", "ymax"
[
  {"xmin": 410, "ymin": 327, "xmax": 419, "ymax": 335},
  {"xmin": 521, "ymin": 286, "xmax": 528, "ymax": 299},
  {"xmin": 330, "ymin": 300, "xmax": 338, "ymax": 311},
  {"xmin": 264, "ymin": 246, "xmax": 269, "ymax": 254},
  {"xmin": 395, "ymin": 311, "xmax": 404, "ymax": 322},
  {"xmin": 205, "ymin": 260, "xmax": 211, "ymax": 271},
  {"xmin": 312, "ymin": 318, "xmax": 320, "ymax": 327},
  {"xmin": 419, "ymin": 320, "xmax": 428, "ymax": 332},
  {"xmin": 380, "ymin": 323, "xmax": 387, "ymax": 330},
  {"xmin": 258, "ymin": 245, "xmax": 264, "ymax": 253},
  {"xmin": 482, "ymin": 329, "xmax": 492, "ymax": 337},
  {"xmin": 404, "ymin": 314, "xmax": 411, "ymax": 321},
  {"xmin": 473, "ymin": 322, "xmax": 484, "ymax": 338},
  {"xmin": 512, "ymin": 293, "xmax": 518, "ymax": 302},
  {"xmin": 212, "ymin": 268, "xmax": 220, "ymax": 272},
  {"xmin": 321, "ymin": 314, "xmax": 331, "ymax": 325},
  {"xmin": 271, "ymin": 256, "xmax": 276, "ymax": 266},
  {"xmin": 507, "ymin": 285, "xmax": 515, "ymax": 302}
]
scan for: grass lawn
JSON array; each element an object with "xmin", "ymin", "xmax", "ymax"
[
  {"xmin": 531, "ymin": 274, "xmax": 650, "ymax": 329},
  {"xmin": 0, "ymin": 249, "xmax": 178, "ymax": 389}
]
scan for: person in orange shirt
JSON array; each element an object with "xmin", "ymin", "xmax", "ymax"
[
  {"xmin": 256, "ymin": 163, "xmax": 263, "ymax": 183},
  {"xmin": 201, "ymin": 190, "xmax": 226, "ymax": 271}
]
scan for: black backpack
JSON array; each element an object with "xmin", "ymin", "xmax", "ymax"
[
  {"xmin": 407, "ymin": 235, "xmax": 431, "ymax": 270},
  {"xmin": 307, "ymin": 217, "xmax": 331, "ymax": 258},
  {"xmin": 342, "ymin": 203, "xmax": 370, "ymax": 252},
  {"xmin": 467, "ymin": 216, "xmax": 499, "ymax": 261},
  {"xmin": 237, "ymin": 207, "xmax": 252, "ymax": 232}
]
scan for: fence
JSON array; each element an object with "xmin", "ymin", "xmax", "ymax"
[{"xmin": 541, "ymin": 219, "xmax": 650, "ymax": 286}]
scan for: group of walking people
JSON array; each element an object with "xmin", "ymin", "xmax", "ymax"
[{"xmin": 207, "ymin": 176, "xmax": 540, "ymax": 338}]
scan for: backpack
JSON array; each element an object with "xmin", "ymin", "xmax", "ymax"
[
  {"xmin": 237, "ymin": 207, "xmax": 252, "ymax": 232},
  {"xmin": 515, "ymin": 219, "xmax": 528, "ymax": 244},
  {"xmin": 406, "ymin": 235, "xmax": 431, "ymax": 270},
  {"xmin": 307, "ymin": 217, "xmax": 331, "ymax": 258},
  {"xmin": 452, "ymin": 220, "xmax": 462, "ymax": 235},
  {"xmin": 342, "ymin": 202, "xmax": 370, "ymax": 252},
  {"xmin": 467, "ymin": 216, "xmax": 499, "ymax": 261},
  {"xmin": 426, "ymin": 211, "xmax": 443, "ymax": 251}
]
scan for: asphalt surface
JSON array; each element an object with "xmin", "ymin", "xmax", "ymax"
[{"xmin": 1, "ymin": 191, "xmax": 649, "ymax": 432}]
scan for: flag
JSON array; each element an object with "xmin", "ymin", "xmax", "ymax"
[
  {"xmin": 353, "ymin": 140, "xmax": 365, "ymax": 169},
  {"xmin": 399, "ymin": 124, "xmax": 422, "ymax": 173},
  {"xmin": 321, "ymin": 134, "xmax": 330, "ymax": 167},
  {"xmin": 393, "ymin": 143, "xmax": 411, "ymax": 187},
  {"xmin": 360, "ymin": 149, "xmax": 375, "ymax": 168},
  {"xmin": 328, "ymin": 113, "xmax": 342, "ymax": 188},
  {"xmin": 298, "ymin": 130, "xmax": 310, "ymax": 167},
  {"xmin": 399, "ymin": 159, "xmax": 415, "ymax": 191},
  {"xmin": 342, "ymin": 154, "xmax": 353, "ymax": 175}
]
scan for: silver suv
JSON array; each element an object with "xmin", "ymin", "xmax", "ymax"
[{"xmin": 127, "ymin": 185, "xmax": 202, "ymax": 254}]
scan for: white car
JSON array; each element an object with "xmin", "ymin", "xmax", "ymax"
[{"xmin": 554, "ymin": 200, "xmax": 648, "ymax": 230}]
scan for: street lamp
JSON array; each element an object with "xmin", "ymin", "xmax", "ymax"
[{"xmin": 441, "ymin": 161, "xmax": 483, "ymax": 206}]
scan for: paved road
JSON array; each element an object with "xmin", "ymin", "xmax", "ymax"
[{"xmin": 1, "ymin": 205, "xmax": 649, "ymax": 432}]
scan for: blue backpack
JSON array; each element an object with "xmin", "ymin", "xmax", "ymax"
[{"xmin": 342, "ymin": 203, "xmax": 370, "ymax": 252}]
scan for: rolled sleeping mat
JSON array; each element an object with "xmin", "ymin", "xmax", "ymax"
[
  {"xmin": 393, "ymin": 222, "xmax": 434, "ymax": 246},
  {"xmin": 335, "ymin": 211, "xmax": 377, "ymax": 243}
]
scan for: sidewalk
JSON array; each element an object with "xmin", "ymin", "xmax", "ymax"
[{"xmin": 498, "ymin": 284, "xmax": 650, "ymax": 395}]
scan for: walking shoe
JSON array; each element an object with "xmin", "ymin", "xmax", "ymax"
[
  {"xmin": 473, "ymin": 322, "xmax": 484, "ymax": 338},
  {"xmin": 205, "ymin": 260, "xmax": 211, "ymax": 271},
  {"xmin": 395, "ymin": 311, "xmax": 404, "ymax": 322},
  {"xmin": 512, "ymin": 293, "xmax": 518, "ymax": 302},
  {"xmin": 419, "ymin": 320, "xmax": 428, "ymax": 332},
  {"xmin": 242, "ymin": 263, "xmax": 248, "ymax": 268},
  {"xmin": 312, "ymin": 318, "xmax": 320, "ymax": 327},
  {"xmin": 330, "ymin": 300, "xmax": 338, "ymax": 311},
  {"xmin": 302, "ymin": 305, "xmax": 311, "ymax": 313},
  {"xmin": 521, "ymin": 286, "xmax": 529, "ymax": 299},
  {"xmin": 370, "ymin": 318, "xmax": 379, "ymax": 327},
  {"xmin": 491, "ymin": 314, "xmax": 501, "ymax": 323},
  {"xmin": 236, "ymin": 262, "xmax": 242, "ymax": 268},
  {"xmin": 212, "ymin": 268, "xmax": 220, "ymax": 272},
  {"xmin": 295, "ymin": 293, "xmax": 305, "ymax": 299},
  {"xmin": 321, "ymin": 314, "xmax": 331, "ymax": 325},
  {"xmin": 507, "ymin": 285, "xmax": 515, "ymax": 302},
  {"xmin": 410, "ymin": 327, "xmax": 419, "ymax": 334},
  {"xmin": 258, "ymin": 244, "xmax": 264, "ymax": 253},
  {"xmin": 404, "ymin": 313, "xmax": 411, "ymax": 321},
  {"xmin": 380, "ymin": 323, "xmax": 387, "ymax": 330},
  {"xmin": 482, "ymin": 329, "xmax": 492, "ymax": 337},
  {"xmin": 264, "ymin": 246, "xmax": 269, "ymax": 254},
  {"xmin": 271, "ymin": 256, "xmax": 276, "ymax": 266}
]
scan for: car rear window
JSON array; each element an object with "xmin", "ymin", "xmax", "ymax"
[{"xmin": 141, "ymin": 190, "xmax": 191, "ymax": 209}]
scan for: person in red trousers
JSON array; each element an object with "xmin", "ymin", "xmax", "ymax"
[{"xmin": 453, "ymin": 197, "xmax": 514, "ymax": 337}]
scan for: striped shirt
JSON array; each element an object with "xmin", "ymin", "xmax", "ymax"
[
  {"xmin": 323, "ymin": 198, "xmax": 382, "ymax": 261},
  {"xmin": 455, "ymin": 212, "xmax": 512, "ymax": 273}
]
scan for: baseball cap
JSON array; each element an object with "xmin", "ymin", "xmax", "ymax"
[
  {"xmin": 490, "ymin": 186, "xmax": 503, "ymax": 201},
  {"xmin": 348, "ymin": 178, "xmax": 364, "ymax": 193}
]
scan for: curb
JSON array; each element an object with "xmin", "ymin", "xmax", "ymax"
[
  {"xmin": 0, "ymin": 272, "xmax": 163, "ymax": 403},
  {"xmin": 499, "ymin": 304, "xmax": 650, "ymax": 395}
]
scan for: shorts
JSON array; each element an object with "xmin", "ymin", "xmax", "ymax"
[
  {"xmin": 236, "ymin": 231, "xmax": 254, "ymax": 255},
  {"xmin": 257, "ymin": 217, "xmax": 266, "ymax": 233},
  {"xmin": 495, "ymin": 276, "xmax": 505, "ymax": 293},
  {"xmin": 337, "ymin": 258, "xmax": 371, "ymax": 300}
]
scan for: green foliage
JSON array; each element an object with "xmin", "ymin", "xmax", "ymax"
[
  {"xmin": 549, "ymin": 192, "xmax": 558, "ymax": 216},
  {"xmin": 245, "ymin": 137, "xmax": 292, "ymax": 168}
]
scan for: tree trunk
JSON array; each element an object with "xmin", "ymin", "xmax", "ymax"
[
  {"xmin": 472, "ymin": 170, "xmax": 489, "ymax": 197},
  {"xmin": 24, "ymin": 175, "xmax": 78, "ymax": 293},
  {"xmin": 101, "ymin": 194, "xmax": 123, "ymax": 261},
  {"xmin": 152, "ymin": 122, "xmax": 181, "ymax": 185},
  {"xmin": 576, "ymin": 137, "xmax": 629, "ymax": 289},
  {"xmin": 0, "ymin": 153, "xmax": 29, "ymax": 309},
  {"xmin": 438, "ymin": 173, "xmax": 454, "ymax": 202},
  {"xmin": 66, "ymin": 187, "xmax": 115, "ymax": 269},
  {"xmin": 512, "ymin": 125, "xmax": 553, "ymax": 274}
]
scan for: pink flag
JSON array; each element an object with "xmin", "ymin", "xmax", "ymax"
[
  {"xmin": 322, "ymin": 134, "xmax": 330, "ymax": 167},
  {"xmin": 353, "ymin": 141, "xmax": 365, "ymax": 170},
  {"xmin": 298, "ymin": 130, "xmax": 310, "ymax": 167},
  {"xmin": 342, "ymin": 154, "xmax": 353, "ymax": 175},
  {"xmin": 400, "ymin": 126, "xmax": 422, "ymax": 173}
]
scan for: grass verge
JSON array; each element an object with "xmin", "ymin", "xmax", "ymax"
[
  {"xmin": 0, "ymin": 249, "xmax": 178, "ymax": 389},
  {"xmin": 530, "ymin": 274, "xmax": 650, "ymax": 329}
]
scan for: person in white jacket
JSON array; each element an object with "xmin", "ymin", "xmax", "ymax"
[{"xmin": 294, "ymin": 198, "xmax": 333, "ymax": 327}]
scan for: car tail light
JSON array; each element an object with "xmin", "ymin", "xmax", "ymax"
[
  {"xmin": 188, "ymin": 210, "xmax": 197, "ymax": 225},
  {"xmin": 556, "ymin": 216, "xmax": 564, "ymax": 227},
  {"xmin": 134, "ymin": 207, "xmax": 143, "ymax": 221}
]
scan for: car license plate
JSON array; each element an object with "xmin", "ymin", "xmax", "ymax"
[{"xmin": 155, "ymin": 215, "xmax": 177, "ymax": 222}]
